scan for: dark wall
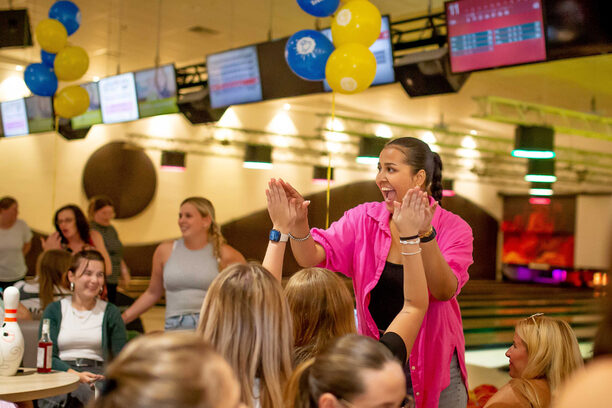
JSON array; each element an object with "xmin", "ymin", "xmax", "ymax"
[{"xmin": 26, "ymin": 181, "xmax": 498, "ymax": 280}]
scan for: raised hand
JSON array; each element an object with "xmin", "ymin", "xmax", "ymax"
[
  {"xmin": 392, "ymin": 188, "xmax": 427, "ymax": 237},
  {"xmin": 41, "ymin": 231, "xmax": 62, "ymax": 251},
  {"xmin": 419, "ymin": 195, "xmax": 438, "ymax": 235},
  {"xmin": 278, "ymin": 179, "xmax": 310, "ymax": 228},
  {"xmin": 266, "ymin": 178, "xmax": 294, "ymax": 232}
]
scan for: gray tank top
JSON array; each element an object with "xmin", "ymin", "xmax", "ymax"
[{"xmin": 163, "ymin": 239, "xmax": 219, "ymax": 319}]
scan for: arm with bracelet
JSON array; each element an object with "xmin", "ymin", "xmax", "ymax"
[{"xmin": 262, "ymin": 179, "xmax": 294, "ymax": 282}]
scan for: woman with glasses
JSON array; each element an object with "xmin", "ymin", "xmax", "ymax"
[
  {"xmin": 484, "ymin": 314, "xmax": 583, "ymax": 408},
  {"xmin": 285, "ymin": 334, "xmax": 414, "ymax": 408}
]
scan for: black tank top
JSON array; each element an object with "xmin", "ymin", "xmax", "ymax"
[{"xmin": 369, "ymin": 261, "xmax": 404, "ymax": 331}]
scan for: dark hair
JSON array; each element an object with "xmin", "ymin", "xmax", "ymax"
[
  {"xmin": 54, "ymin": 204, "xmax": 91, "ymax": 244},
  {"xmin": 0, "ymin": 196, "xmax": 17, "ymax": 210},
  {"xmin": 88, "ymin": 195, "xmax": 115, "ymax": 219},
  {"xmin": 385, "ymin": 137, "xmax": 444, "ymax": 202},
  {"xmin": 285, "ymin": 334, "xmax": 399, "ymax": 408},
  {"xmin": 69, "ymin": 249, "xmax": 106, "ymax": 277}
]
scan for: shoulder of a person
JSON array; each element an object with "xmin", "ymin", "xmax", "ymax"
[
  {"xmin": 485, "ymin": 382, "xmax": 524, "ymax": 407},
  {"xmin": 156, "ymin": 240, "xmax": 175, "ymax": 254},
  {"xmin": 436, "ymin": 205, "xmax": 472, "ymax": 234}
]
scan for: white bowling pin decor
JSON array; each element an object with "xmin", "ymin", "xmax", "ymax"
[{"xmin": 0, "ymin": 287, "xmax": 25, "ymax": 376}]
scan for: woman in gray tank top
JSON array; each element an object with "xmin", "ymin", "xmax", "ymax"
[{"xmin": 121, "ymin": 197, "xmax": 245, "ymax": 330}]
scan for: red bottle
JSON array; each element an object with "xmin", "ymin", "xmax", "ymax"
[{"xmin": 37, "ymin": 318, "xmax": 52, "ymax": 373}]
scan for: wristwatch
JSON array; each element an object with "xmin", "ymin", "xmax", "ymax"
[{"xmin": 269, "ymin": 229, "xmax": 289, "ymax": 242}]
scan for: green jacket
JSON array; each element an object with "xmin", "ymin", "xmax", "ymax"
[{"xmin": 39, "ymin": 299, "xmax": 127, "ymax": 371}]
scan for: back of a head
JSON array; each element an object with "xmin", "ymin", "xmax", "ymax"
[
  {"xmin": 285, "ymin": 267, "xmax": 356, "ymax": 364},
  {"xmin": 197, "ymin": 263, "xmax": 293, "ymax": 408},
  {"xmin": 88, "ymin": 195, "xmax": 114, "ymax": 219},
  {"xmin": 93, "ymin": 332, "xmax": 240, "ymax": 408},
  {"xmin": 286, "ymin": 334, "xmax": 398, "ymax": 408},
  {"xmin": 516, "ymin": 315, "xmax": 583, "ymax": 391},
  {"xmin": 0, "ymin": 196, "xmax": 17, "ymax": 210},
  {"xmin": 36, "ymin": 249, "xmax": 72, "ymax": 310}
]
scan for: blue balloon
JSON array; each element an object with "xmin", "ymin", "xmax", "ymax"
[
  {"xmin": 296, "ymin": 0, "xmax": 340, "ymax": 17},
  {"xmin": 49, "ymin": 1, "xmax": 81, "ymax": 36},
  {"xmin": 41, "ymin": 50, "xmax": 56, "ymax": 68},
  {"xmin": 285, "ymin": 30, "xmax": 334, "ymax": 81},
  {"xmin": 24, "ymin": 63, "xmax": 58, "ymax": 97}
]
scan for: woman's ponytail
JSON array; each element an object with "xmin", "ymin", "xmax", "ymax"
[{"xmin": 430, "ymin": 152, "xmax": 443, "ymax": 202}]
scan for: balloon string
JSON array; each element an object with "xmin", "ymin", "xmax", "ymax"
[{"xmin": 326, "ymin": 92, "xmax": 336, "ymax": 229}]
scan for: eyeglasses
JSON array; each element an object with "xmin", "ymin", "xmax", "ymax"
[{"xmin": 339, "ymin": 395, "xmax": 415, "ymax": 408}]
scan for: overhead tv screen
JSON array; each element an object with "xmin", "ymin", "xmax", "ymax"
[
  {"xmin": 321, "ymin": 15, "xmax": 395, "ymax": 90},
  {"xmin": 99, "ymin": 72, "xmax": 140, "ymax": 124},
  {"xmin": 134, "ymin": 64, "xmax": 179, "ymax": 118},
  {"xmin": 206, "ymin": 46, "xmax": 263, "ymax": 109},
  {"xmin": 446, "ymin": 0, "xmax": 546, "ymax": 73},
  {"xmin": 0, "ymin": 98, "xmax": 29, "ymax": 137},
  {"xmin": 71, "ymin": 82, "xmax": 102, "ymax": 130},
  {"xmin": 25, "ymin": 95, "xmax": 54, "ymax": 133}
]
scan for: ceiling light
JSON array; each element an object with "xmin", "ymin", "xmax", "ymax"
[
  {"xmin": 421, "ymin": 130, "xmax": 436, "ymax": 145},
  {"xmin": 374, "ymin": 124, "xmax": 393, "ymax": 139},
  {"xmin": 160, "ymin": 150, "xmax": 186, "ymax": 172},
  {"xmin": 357, "ymin": 137, "xmax": 387, "ymax": 165},
  {"xmin": 15, "ymin": 65, "xmax": 23, "ymax": 72},
  {"xmin": 243, "ymin": 144, "xmax": 273, "ymax": 170},
  {"xmin": 529, "ymin": 182, "xmax": 553, "ymax": 196},
  {"xmin": 283, "ymin": 103, "xmax": 291, "ymax": 111},
  {"xmin": 512, "ymin": 125, "xmax": 555, "ymax": 159},
  {"xmin": 525, "ymin": 158, "xmax": 556, "ymax": 183}
]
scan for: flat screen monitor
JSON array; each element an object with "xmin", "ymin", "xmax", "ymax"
[
  {"xmin": 0, "ymin": 98, "xmax": 29, "ymax": 137},
  {"xmin": 544, "ymin": 0, "xmax": 612, "ymax": 60},
  {"xmin": 257, "ymin": 38, "xmax": 324, "ymax": 100},
  {"xmin": 24, "ymin": 95, "xmax": 54, "ymax": 133},
  {"xmin": 322, "ymin": 15, "xmax": 395, "ymax": 91},
  {"xmin": 134, "ymin": 64, "xmax": 179, "ymax": 118},
  {"xmin": 445, "ymin": 0, "xmax": 546, "ymax": 73},
  {"xmin": 99, "ymin": 72, "xmax": 140, "ymax": 124},
  {"xmin": 206, "ymin": 46, "xmax": 263, "ymax": 109},
  {"xmin": 71, "ymin": 82, "xmax": 102, "ymax": 130}
]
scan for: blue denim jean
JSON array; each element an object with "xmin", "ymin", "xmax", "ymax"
[{"xmin": 164, "ymin": 313, "xmax": 200, "ymax": 331}]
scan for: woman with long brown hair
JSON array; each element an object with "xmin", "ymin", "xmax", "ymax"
[{"xmin": 122, "ymin": 197, "xmax": 245, "ymax": 330}]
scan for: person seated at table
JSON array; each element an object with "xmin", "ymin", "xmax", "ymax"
[
  {"xmin": 14, "ymin": 249, "xmax": 72, "ymax": 319},
  {"xmin": 484, "ymin": 314, "xmax": 583, "ymax": 408},
  {"xmin": 92, "ymin": 331, "xmax": 245, "ymax": 408},
  {"xmin": 41, "ymin": 204, "xmax": 112, "ymax": 279},
  {"xmin": 37, "ymin": 249, "xmax": 127, "ymax": 408},
  {"xmin": 197, "ymin": 263, "xmax": 293, "ymax": 408}
]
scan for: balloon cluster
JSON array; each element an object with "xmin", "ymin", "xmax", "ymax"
[
  {"xmin": 285, "ymin": 0, "xmax": 381, "ymax": 95},
  {"xmin": 24, "ymin": 1, "xmax": 90, "ymax": 119}
]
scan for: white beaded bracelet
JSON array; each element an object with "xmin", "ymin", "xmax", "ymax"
[
  {"xmin": 401, "ymin": 248, "xmax": 422, "ymax": 256},
  {"xmin": 399, "ymin": 237, "xmax": 420, "ymax": 245}
]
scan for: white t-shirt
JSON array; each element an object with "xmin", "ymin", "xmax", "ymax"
[
  {"xmin": 58, "ymin": 298, "xmax": 106, "ymax": 362},
  {"xmin": 0, "ymin": 219, "xmax": 32, "ymax": 282}
]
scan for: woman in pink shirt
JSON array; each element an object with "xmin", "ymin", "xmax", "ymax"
[{"xmin": 281, "ymin": 137, "xmax": 474, "ymax": 408}]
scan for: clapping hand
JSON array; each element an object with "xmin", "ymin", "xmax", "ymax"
[
  {"xmin": 392, "ymin": 188, "xmax": 428, "ymax": 237},
  {"xmin": 41, "ymin": 231, "xmax": 62, "ymax": 251},
  {"xmin": 266, "ymin": 178, "xmax": 294, "ymax": 232},
  {"xmin": 278, "ymin": 179, "xmax": 310, "ymax": 228}
]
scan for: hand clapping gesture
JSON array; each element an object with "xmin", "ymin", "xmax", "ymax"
[{"xmin": 392, "ymin": 187, "xmax": 428, "ymax": 238}]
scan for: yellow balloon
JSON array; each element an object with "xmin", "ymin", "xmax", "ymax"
[
  {"xmin": 325, "ymin": 43, "xmax": 376, "ymax": 94},
  {"xmin": 331, "ymin": 0, "xmax": 381, "ymax": 47},
  {"xmin": 54, "ymin": 46, "xmax": 90, "ymax": 81},
  {"xmin": 36, "ymin": 19, "xmax": 68, "ymax": 53},
  {"xmin": 54, "ymin": 85, "xmax": 89, "ymax": 118}
]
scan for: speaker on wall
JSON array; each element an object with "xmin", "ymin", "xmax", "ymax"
[
  {"xmin": 394, "ymin": 47, "xmax": 469, "ymax": 97},
  {"xmin": 0, "ymin": 9, "xmax": 32, "ymax": 48},
  {"xmin": 177, "ymin": 88, "xmax": 227, "ymax": 124}
]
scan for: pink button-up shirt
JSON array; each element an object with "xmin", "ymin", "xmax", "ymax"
[{"xmin": 312, "ymin": 200, "xmax": 473, "ymax": 408}]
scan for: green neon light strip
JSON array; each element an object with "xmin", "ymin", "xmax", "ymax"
[
  {"xmin": 525, "ymin": 175, "xmax": 557, "ymax": 183},
  {"xmin": 529, "ymin": 188, "xmax": 553, "ymax": 196},
  {"xmin": 511, "ymin": 150, "xmax": 555, "ymax": 159}
]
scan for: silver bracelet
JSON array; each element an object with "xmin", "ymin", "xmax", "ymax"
[
  {"xmin": 399, "ymin": 237, "xmax": 420, "ymax": 245},
  {"xmin": 401, "ymin": 248, "xmax": 422, "ymax": 256},
  {"xmin": 289, "ymin": 231, "xmax": 311, "ymax": 241}
]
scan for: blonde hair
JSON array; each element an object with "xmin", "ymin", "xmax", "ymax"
[
  {"xmin": 92, "ymin": 332, "xmax": 240, "ymax": 408},
  {"xmin": 35, "ymin": 250, "xmax": 72, "ymax": 312},
  {"xmin": 512, "ymin": 315, "xmax": 584, "ymax": 408},
  {"xmin": 284, "ymin": 267, "xmax": 356, "ymax": 364},
  {"xmin": 181, "ymin": 197, "xmax": 226, "ymax": 264},
  {"xmin": 197, "ymin": 263, "xmax": 293, "ymax": 408},
  {"xmin": 285, "ymin": 334, "xmax": 400, "ymax": 408}
]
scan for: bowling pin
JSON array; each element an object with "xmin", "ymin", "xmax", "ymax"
[{"xmin": 0, "ymin": 287, "xmax": 25, "ymax": 376}]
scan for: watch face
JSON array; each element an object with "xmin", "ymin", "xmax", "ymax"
[{"xmin": 269, "ymin": 229, "xmax": 281, "ymax": 242}]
